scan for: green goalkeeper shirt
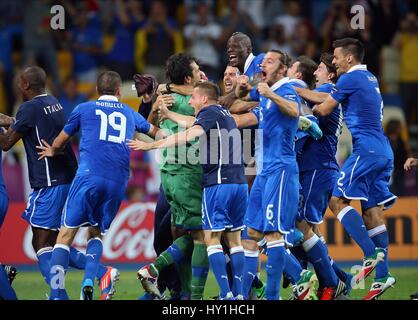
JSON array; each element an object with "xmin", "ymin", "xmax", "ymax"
[{"xmin": 159, "ymin": 93, "xmax": 202, "ymax": 175}]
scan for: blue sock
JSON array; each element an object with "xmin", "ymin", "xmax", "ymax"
[
  {"xmin": 331, "ymin": 259, "xmax": 348, "ymax": 282},
  {"xmin": 49, "ymin": 244, "xmax": 70, "ymax": 300},
  {"xmin": 69, "ymin": 247, "xmax": 108, "ymax": 279},
  {"xmin": 283, "ymin": 249, "xmax": 303, "ymax": 284},
  {"xmin": 207, "ymin": 245, "xmax": 231, "ymax": 298},
  {"xmin": 320, "ymin": 236, "xmax": 349, "ymax": 282},
  {"xmin": 304, "ymin": 234, "xmax": 338, "ymax": 287},
  {"xmin": 265, "ymin": 241, "xmax": 285, "ymax": 300},
  {"xmin": 83, "ymin": 238, "xmax": 103, "ymax": 285},
  {"xmin": 337, "ymin": 206, "xmax": 376, "ymax": 256},
  {"xmin": 290, "ymin": 245, "xmax": 309, "ymax": 269},
  {"xmin": 229, "ymin": 246, "xmax": 245, "ymax": 297},
  {"xmin": 242, "ymin": 250, "xmax": 258, "ymax": 298},
  {"xmin": 69, "ymin": 247, "xmax": 85, "ymax": 269},
  {"xmin": 0, "ymin": 265, "xmax": 17, "ymax": 300},
  {"xmin": 36, "ymin": 246, "xmax": 53, "ymax": 285},
  {"xmin": 225, "ymin": 254, "xmax": 234, "ymax": 289},
  {"xmin": 368, "ymin": 225, "xmax": 389, "ymax": 279}
]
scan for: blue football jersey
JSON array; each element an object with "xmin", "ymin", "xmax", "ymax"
[
  {"xmin": 244, "ymin": 52, "xmax": 265, "ymax": 82},
  {"xmin": 12, "ymin": 94, "xmax": 77, "ymax": 189},
  {"xmin": 242, "ymin": 52, "xmax": 265, "ymax": 165},
  {"xmin": 300, "ymin": 83, "xmax": 342, "ymax": 172},
  {"xmin": 289, "ymin": 78, "xmax": 312, "ymax": 158},
  {"xmin": 330, "ymin": 65, "xmax": 392, "ymax": 157},
  {"xmin": 64, "ymin": 96, "xmax": 151, "ymax": 182},
  {"xmin": 251, "ymin": 77, "xmax": 301, "ymax": 175},
  {"xmin": 194, "ymin": 105, "xmax": 246, "ymax": 187}
]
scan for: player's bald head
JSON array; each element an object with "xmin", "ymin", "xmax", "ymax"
[
  {"xmin": 228, "ymin": 32, "xmax": 252, "ymax": 51},
  {"xmin": 97, "ymin": 71, "xmax": 122, "ymax": 95},
  {"xmin": 21, "ymin": 66, "xmax": 47, "ymax": 91}
]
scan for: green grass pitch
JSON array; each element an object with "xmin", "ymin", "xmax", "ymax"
[{"xmin": 10, "ymin": 267, "xmax": 418, "ymax": 300}]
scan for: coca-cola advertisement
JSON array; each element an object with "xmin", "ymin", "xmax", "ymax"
[{"xmin": 0, "ymin": 202, "xmax": 157, "ymax": 264}]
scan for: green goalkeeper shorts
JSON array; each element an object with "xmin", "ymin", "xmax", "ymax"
[{"xmin": 161, "ymin": 172, "xmax": 203, "ymax": 230}]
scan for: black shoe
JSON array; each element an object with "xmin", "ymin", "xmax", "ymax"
[
  {"xmin": 82, "ymin": 286, "xmax": 94, "ymax": 300},
  {"xmin": 282, "ymin": 273, "xmax": 291, "ymax": 289},
  {"xmin": 3, "ymin": 265, "xmax": 17, "ymax": 285},
  {"xmin": 411, "ymin": 291, "xmax": 418, "ymax": 300}
]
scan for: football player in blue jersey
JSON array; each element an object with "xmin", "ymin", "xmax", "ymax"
[
  {"xmin": 313, "ymin": 38, "xmax": 396, "ymax": 299},
  {"xmin": 0, "ymin": 115, "xmax": 18, "ymax": 300},
  {"xmin": 280, "ymin": 55, "xmax": 324, "ymax": 296},
  {"xmin": 231, "ymin": 50, "xmax": 318, "ymax": 300},
  {"xmin": 0, "ymin": 67, "xmax": 119, "ymax": 300},
  {"xmin": 293, "ymin": 53, "xmax": 353, "ymax": 299},
  {"xmin": 225, "ymin": 33, "xmax": 283, "ymax": 300},
  {"xmin": 129, "ymin": 81, "xmax": 248, "ymax": 300},
  {"xmin": 37, "ymin": 71, "xmax": 160, "ymax": 300}
]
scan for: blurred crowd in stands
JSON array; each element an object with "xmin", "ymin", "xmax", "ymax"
[{"xmin": 0, "ymin": 0, "xmax": 417, "ymax": 200}]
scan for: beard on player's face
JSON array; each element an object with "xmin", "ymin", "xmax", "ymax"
[{"xmin": 265, "ymin": 66, "xmax": 282, "ymax": 86}]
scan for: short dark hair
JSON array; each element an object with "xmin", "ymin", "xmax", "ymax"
[
  {"xmin": 320, "ymin": 52, "xmax": 337, "ymax": 83},
  {"xmin": 296, "ymin": 56, "xmax": 318, "ymax": 89},
  {"xmin": 166, "ymin": 53, "xmax": 198, "ymax": 85},
  {"xmin": 332, "ymin": 37, "xmax": 365, "ymax": 63},
  {"xmin": 194, "ymin": 81, "xmax": 220, "ymax": 101},
  {"xmin": 22, "ymin": 66, "xmax": 47, "ymax": 90},
  {"xmin": 97, "ymin": 71, "xmax": 122, "ymax": 95}
]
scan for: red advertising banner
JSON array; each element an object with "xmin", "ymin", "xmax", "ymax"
[{"xmin": 0, "ymin": 202, "xmax": 157, "ymax": 264}]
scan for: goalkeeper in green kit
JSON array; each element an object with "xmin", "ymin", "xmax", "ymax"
[{"xmin": 137, "ymin": 53, "xmax": 208, "ymax": 300}]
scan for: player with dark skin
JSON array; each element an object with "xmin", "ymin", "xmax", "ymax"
[
  {"xmin": 219, "ymin": 33, "xmax": 260, "ymax": 108},
  {"xmin": 0, "ymin": 67, "xmax": 59, "ymax": 254}
]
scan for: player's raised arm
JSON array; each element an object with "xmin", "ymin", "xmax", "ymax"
[
  {"xmin": 158, "ymin": 83, "xmax": 194, "ymax": 96},
  {"xmin": 312, "ymin": 95, "xmax": 339, "ymax": 117},
  {"xmin": 234, "ymin": 75, "xmax": 252, "ymax": 100},
  {"xmin": 146, "ymin": 94, "xmax": 175, "ymax": 126},
  {"xmin": 294, "ymin": 86, "xmax": 329, "ymax": 104},
  {"xmin": 232, "ymin": 112, "xmax": 258, "ymax": 128},
  {"xmin": 257, "ymin": 82, "xmax": 299, "ymax": 118},
  {"xmin": 36, "ymin": 130, "xmax": 71, "ymax": 159},
  {"xmin": 229, "ymin": 100, "xmax": 258, "ymax": 114},
  {"xmin": 128, "ymin": 125, "xmax": 205, "ymax": 151},
  {"xmin": 158, "ymin": 99, "xmax": 196, "ymax": 128}
]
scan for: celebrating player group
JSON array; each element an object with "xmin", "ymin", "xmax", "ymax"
[{"xmin": 1, "ymin": 32, "xmax": 415, "ymax": 301}]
